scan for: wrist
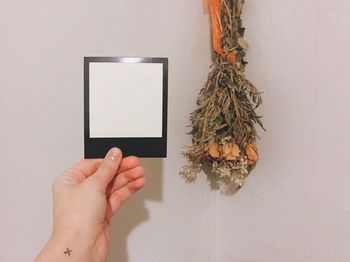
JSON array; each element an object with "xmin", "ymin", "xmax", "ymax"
[{"xmin": 35, "ymin": 229, "xmax": 95, "ymax": 262}]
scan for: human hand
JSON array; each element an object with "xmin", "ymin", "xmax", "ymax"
[{"xmin": 35, "ymin": 148, "xmax": 145, "ymax": 262}]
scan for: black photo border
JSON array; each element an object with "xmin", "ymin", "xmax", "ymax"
[{"xmin": 84, "ymin": 57, "xmax": 168, "ymax": 158}]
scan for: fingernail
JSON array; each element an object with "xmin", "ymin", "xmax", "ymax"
[{"xmin": 107, "ymin": 148, "xmax": 121, "ymax": 161}]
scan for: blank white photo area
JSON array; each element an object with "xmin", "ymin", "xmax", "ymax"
[{"xmin": 89, "ymin": 62, "xmax": 163, "ymax": 138}]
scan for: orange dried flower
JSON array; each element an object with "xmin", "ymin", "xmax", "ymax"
[
  {"xmin": 225, "ymin": 143, "xmax": 240, "ymax": 161},
  {"xmin": 246, "ymin": 144, "xmax": 259, "ymax": 165},
  {"xmin": 208, "ymin": 142, "xmax": 221, "ymax": 159},
  {"xmin": 222, "ymin": 143, "xmax": 233, "ymax": 157}
]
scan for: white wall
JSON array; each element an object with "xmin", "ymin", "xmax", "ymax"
[{"xmin": 1, "ymin": 0, "xmax": 350, "ymax": 261}]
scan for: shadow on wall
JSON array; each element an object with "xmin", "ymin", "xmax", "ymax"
[{"xmin": 107, "ymin": 158, "xmax": 163, "ymax": 262}]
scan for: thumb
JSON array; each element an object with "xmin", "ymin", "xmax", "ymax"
[{"xmin": 88, "ymin": 147, "xmax": 122, "ymax": 190}]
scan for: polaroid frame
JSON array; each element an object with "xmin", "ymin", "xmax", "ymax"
[{"xmin": 84, "ymin": 57, "xmax": 168, "ymax": 158}]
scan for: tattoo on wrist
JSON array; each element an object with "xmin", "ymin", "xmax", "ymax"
[{"xmin": 64, "ymin": 248, "xmax": 72, "ymax": 256}]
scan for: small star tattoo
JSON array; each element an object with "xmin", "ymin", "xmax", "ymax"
[{"xmin": 64, "ymin": 248, "xmax": 72, "ymax": 256}]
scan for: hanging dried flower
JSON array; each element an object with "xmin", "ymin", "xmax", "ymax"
[{"xmin": 182, "ymin": 0, "xmax": 264, "ymax": 190}]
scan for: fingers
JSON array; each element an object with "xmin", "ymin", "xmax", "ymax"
[
  {"xmin": 119, "ymin": 156, "xmax": 140, "ymax": 173},
  {"xmin": 108, "ymin": 177, "xmax": 145, "ymax": 213},
  {"xmin": 106, "ymin": 157, "xmax": 141, "ymax": 195},
  {"xmin": 107, "ymin": 166, "xmax": 145, "ymax": 197},
  {"xmin": 87, "ymin": 148, "xmax": 122, "ymax": 190}
]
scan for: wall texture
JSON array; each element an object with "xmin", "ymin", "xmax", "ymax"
[{"xmin": 1, "ymin": 0, "xmax": 350, "ymax": 261}]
